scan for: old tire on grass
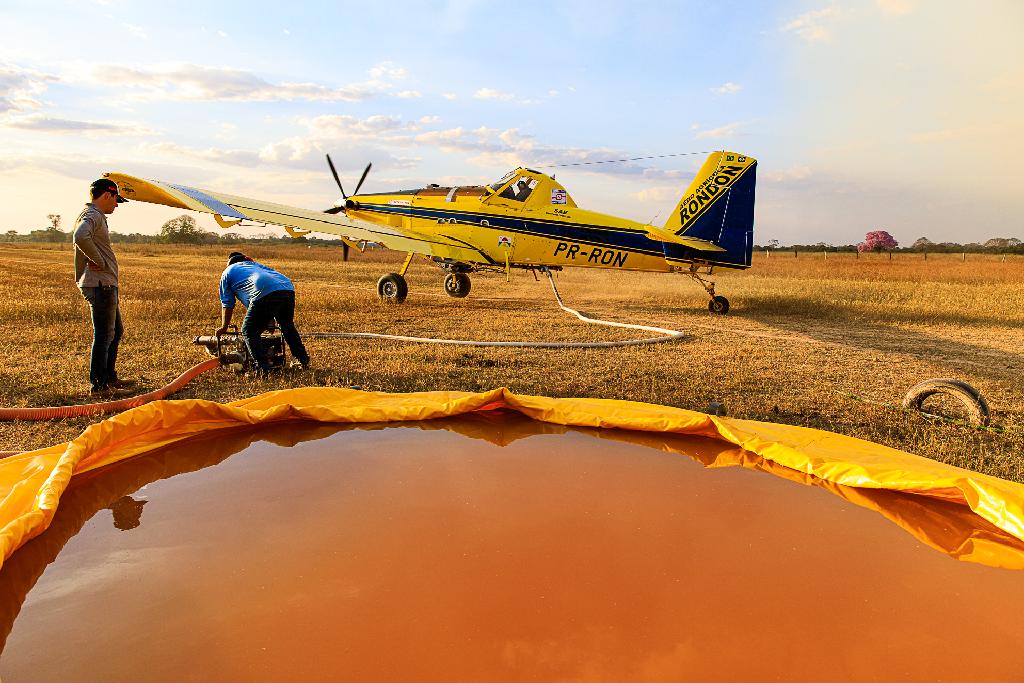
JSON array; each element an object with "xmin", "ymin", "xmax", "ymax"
[
  {"xmin": 377, "ymin": 273, "xmax": 408, "ymax": 304},
  {"xmin": 902, "ymin": 378, "xmax": 990, "ymax": 426},
  {"xmin": 444, "ymin": 273, "xmax": 471, "ymax": 298},
  {"xmin": 708, "ymin": 296, "xmax": 730, "ymax": 315}
]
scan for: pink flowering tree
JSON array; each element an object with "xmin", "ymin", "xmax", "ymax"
[{"xmin": 857, "ymin": 230, "xmax": 898, "ymax": 253}]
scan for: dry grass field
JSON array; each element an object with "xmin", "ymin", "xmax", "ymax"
[{"xmin": 1, "ymin": 243, "xmax": 1021, "ymax": 481}]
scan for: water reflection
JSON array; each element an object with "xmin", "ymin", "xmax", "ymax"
[
  {"xmin": 107, "ymin": 496, "xmax": 147, "ymax": 531},
  {"xmin": 0, "ymin": 411, "xmax": 1022, "ymax": 660}
]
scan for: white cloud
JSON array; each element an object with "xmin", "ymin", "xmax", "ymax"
[
  {"xmin": 693, "ymin": 121, "xmax": 746, "ymax": 139},
  {"xmin": 368, "ymin": 61, "xmax": 408, "ymax": 80},
  {"xmin": 409, "ymin": 126, "xmax": 684, "ymax": 180},
  {"xmin": 474, "ymin": 87, "xmax": 515, "ymax": 101},
  {"xmin": 0, "ymin": 65, "xmax": 56, "ymax": 113},
  {"xmin": 303, "ymin": 113, "xmax": 410, "ymax": 138},
  {"xmin": 418, "ymin": 115, "xmax": 440, "ymax": 124},
  {"xmin": 780, "ymin": 7, "xmax": 839, "ymax": 42},
  {"xmin": 144, "ymin": 141, "xmax": 261, "ymax": 166},
  {"xmin": 711, "ymin": 81, "xmax": 741, "ymax": 95},
  {"xmin": 442, "ymin": 92, "xmax": 457, "ymax": 100},
  {"xmin": 217, "ymin": 30, "xmax": 228, "ymax": 38},
  {"xmin": 2, "ymin": 114, "xmax": 153, "ymax": 136},
  {"xmin": 395, "ymin": 90, "xmax": 422, "ymax": 99},
  {"xmin": 763, "ymin": 166, "xmax": 812, "ymax": 183},
  {"xmin": 122, "ymin": 23, "xmax": 147, "ymax": 39},
  {"xmin": 629, "ymin": 186, "xmax": 680, "ymax": 203},
  {"xmin": 100, "ymin": 63, "xmax": 395, "ymax": 103}
]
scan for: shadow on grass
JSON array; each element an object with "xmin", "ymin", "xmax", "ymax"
[
  {"xmin": 738, "ymin": 292, "xmax": 1024, "ymax": 330},
  {"xmin": 735, "ymin": 294, "xmax": 1023, "ymax": 390}
]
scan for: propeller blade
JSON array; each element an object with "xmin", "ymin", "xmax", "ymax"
[
  {"xmin": 326, "ymin": 154, "xmax": 346, "ymax": 199},
  {"xmin": 323, "ymin": 205, "xmax": 345, "ymax": 214},
  {"xmin": 352, "ymin": 162, "xmax": 372, "ymax": 196}
]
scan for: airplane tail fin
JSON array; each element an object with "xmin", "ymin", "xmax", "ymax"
[{"xmin": 659, "ymin": 151, "xmax": 757, "ymax": 268}]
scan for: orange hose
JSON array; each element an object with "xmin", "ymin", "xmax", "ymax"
[{"xmin": 0, "ymin": 358, "xmax": 222, "ymax": 422}]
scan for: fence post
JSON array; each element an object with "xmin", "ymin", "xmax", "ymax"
[{"xmin": 962, "ymin": 252, "xmax": 966, "ymax": 261}]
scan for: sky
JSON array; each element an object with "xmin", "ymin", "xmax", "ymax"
[{"xmin": 1, "ymin": 0, "xmax": 1021, "ymax": 246}]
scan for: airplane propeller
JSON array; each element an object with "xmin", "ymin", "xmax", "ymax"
[
  {"xmin": 324, "ymin": 154, "xmax": 373, "ymax": 261},
  {"xmin": 324, "ymin": 154, "xmax": 371, "ymax": 214}
]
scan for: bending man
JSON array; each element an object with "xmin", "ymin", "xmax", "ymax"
[{"xmin": 216, "ymin": 251, "xmax": 310, "ymax": 373}]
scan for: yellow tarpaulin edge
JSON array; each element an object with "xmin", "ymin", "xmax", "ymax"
[{"xmin": 1, "ymin": 387, "xmax": 1022, "ymax": 571}]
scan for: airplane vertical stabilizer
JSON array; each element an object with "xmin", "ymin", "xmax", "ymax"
[{"xmin": 660, "ymin": 151, "xmax": 756, "ymax": 268}]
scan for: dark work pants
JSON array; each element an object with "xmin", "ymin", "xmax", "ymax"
[
  {"xmin": 82, "ymin": 285, "xmax": 123, "ymax": 389},
  {"xmin": 241, "ymin": 289, "xmax": 309, "ymax": 372}
]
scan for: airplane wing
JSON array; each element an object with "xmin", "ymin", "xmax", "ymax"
[{"xmin": 103, "ymin": 172, "xmax": 490, "ymax": 263}]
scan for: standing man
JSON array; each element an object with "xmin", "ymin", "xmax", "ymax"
[
  {"xmin": 216, "ymin": 252, "xmax": 310, "ymax": 374},
  {"xmin": 74, "ymin": 178, "xmax": 128, "ymax": 394}
]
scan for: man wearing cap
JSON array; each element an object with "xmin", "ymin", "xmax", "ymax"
[
  {"xmin": 73, "ymin": 178, "xmax": 129, "ymax": 394},
  {"xmin": 216, "ymin": 252, "xmax": 310, "ymax": 374}
]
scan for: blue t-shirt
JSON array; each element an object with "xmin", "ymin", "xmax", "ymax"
[{"xmin": 219, "ymin": 260, "xmax": 293, "ymax": 308}]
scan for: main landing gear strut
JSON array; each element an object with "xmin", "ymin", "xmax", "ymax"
[
  {"xmin": 376, "ymin": 253, "xmax": 475, "ymax": 303},
  {"xmin": 686, "ymin": 265, "xmax": 730, "ymax": 315}
]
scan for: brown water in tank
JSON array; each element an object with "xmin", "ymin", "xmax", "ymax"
[{"xmin": 1, "ymin": 412, "xmax": 1022, "ymax": 681}]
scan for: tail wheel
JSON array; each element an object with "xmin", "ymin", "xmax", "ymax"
[
  {"xmin": 377, "ymin": 273, "xmax": 408, "ymax": 303},
  {"xmin": 708, "ymin": 296, "xmax": 730, "ymax": 315},
  {"xmin": 444, "ymin": 273, "xmax": 471, "ymax": 298}
]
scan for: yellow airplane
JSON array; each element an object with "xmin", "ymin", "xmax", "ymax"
[{"xmin": 105, "ymin": 150, "xmax": 756, "ymax": 314}]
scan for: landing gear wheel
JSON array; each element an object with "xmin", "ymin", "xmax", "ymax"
[
  {"xmin": 708, "ymin": 296, "xmax": 730, "ymax": 315},
  {"xmin": 444, "ymin": 273, "xmax": 471, "ymax": 298},
  {"xmin": 377, "ymin": 273, "xmax": 408, "ymax": 303}
]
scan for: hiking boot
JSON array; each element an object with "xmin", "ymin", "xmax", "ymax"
[{"xmin": 107, "ymin": 378, "xmax": 138, "ymax": 389}]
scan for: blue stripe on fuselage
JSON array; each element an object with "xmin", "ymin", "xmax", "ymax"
[{"xmin": 356, "ymin": 204, "xmax": 666, "ymax": 257}]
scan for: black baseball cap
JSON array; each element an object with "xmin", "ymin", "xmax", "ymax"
[{"xmin": 90, "ymin": 178, "xmax": 128, "ymax": 203}]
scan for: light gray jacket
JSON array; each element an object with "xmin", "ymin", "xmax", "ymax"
[{"xmin": 73, "ymin": 203, "xmax": 119, "ymax": 288}]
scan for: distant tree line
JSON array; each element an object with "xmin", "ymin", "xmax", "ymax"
[
  {"xmin": 756, "ymin": 236, "xmax": 1023, "ymax": 254},
  {"xmin": 1, "ymin": 214, "xmax": 343, "ymax": 247},
  {"xmin": 5, "ymin": 214, "xmax": 1021, "ymax": 254}
]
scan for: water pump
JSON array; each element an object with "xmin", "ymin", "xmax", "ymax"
[{"xmin": 193, "ymin": 323, "xmax": 286, "ymax": 372}]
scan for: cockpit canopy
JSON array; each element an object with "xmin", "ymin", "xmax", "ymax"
[{"xmin": 486, "ymin": 168, "xmax": 576, "ymax": 208}]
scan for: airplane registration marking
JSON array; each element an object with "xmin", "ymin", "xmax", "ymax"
[{"xmin": 554, "ymin": 241, "xmax": 628, "ymax": 267}]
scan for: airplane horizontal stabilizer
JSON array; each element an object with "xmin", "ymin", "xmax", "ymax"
[{"xmin": 644, "ymin": 228, "xmax": 726, "ymax": 252}]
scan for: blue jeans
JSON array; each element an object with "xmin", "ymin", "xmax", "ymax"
[
  {"xmin": 82, "ymin": 285, "xmax": 123, "ymax": 389},
  {"xmin": 241, "ymin": 290, "xmax": 309, "ymax": 372}
]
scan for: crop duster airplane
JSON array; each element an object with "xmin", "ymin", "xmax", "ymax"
[{"xmin": 105, "ymin": 150, "xmax": 756, "ymax": 314}]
